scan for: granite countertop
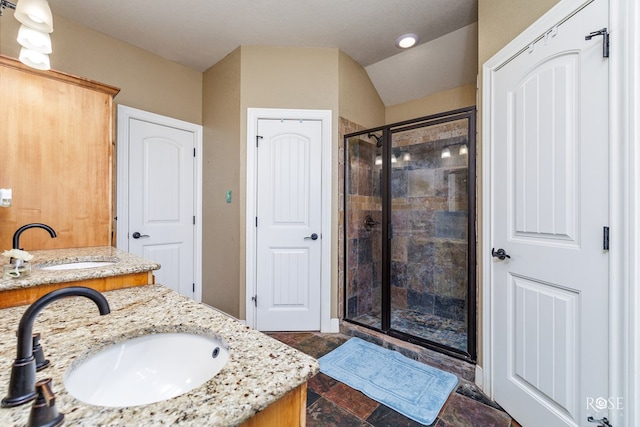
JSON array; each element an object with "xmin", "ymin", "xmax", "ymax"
[
  {"xmin": 0, "ymin": 285, "xmax": 318, "ymax": 426},
  {"xmin": 0, "ymin": 246, "xmax": 160, "ymax": 292}
]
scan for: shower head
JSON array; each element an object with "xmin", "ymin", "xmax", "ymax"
[{"xmin": 367, "ymin": 132, "xmax": 383, "ymax": 147}]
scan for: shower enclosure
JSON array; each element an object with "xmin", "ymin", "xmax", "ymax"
[{"xmin": 343, "ymin": 107, "xmax": 476, "ymax": 361}]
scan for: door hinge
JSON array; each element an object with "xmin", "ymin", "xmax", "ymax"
[
  {"xmin": 192, "ymin": 283, "xmax": 195, "ymax": 293},
  {"xmin": 193, "ymin": 147, "xmax": 196, "ymax": 157},
  {"xmin": 193, "ymin": 216, "xmax": 196, "ymax": 225},
  {"xmin": 256, "ymin": 217, "xmax": 258, "ymax": 227},
  {"xmin": 256, "ymin": 135, "xmax": 263, "ymax": 147},
  {"xmin": 585, "ymin": 27, "xmax": 609, "ymax": 58},
  {"xmin": 251, "ymin": 295, "xmax": 257, "ymax": 307},
  {"xmin": 603, "ymin": 226, "xmax": 609, "ymax": 251}
]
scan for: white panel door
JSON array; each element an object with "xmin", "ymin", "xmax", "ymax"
[
  {"xmin": 255, "ymin": 119, "xmax": 322, "ymax": 331},
  {"xmin": 129, "ymin": 118, "xmax": 195, "ymax": 298},
  {"xmin": 491, "ymin": 0, "xmax": 609, "ymax": 426}
]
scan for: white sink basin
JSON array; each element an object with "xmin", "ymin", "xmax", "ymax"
[
  {"xmin": 64, "ymin": 333, "xmax": 229, "ymax": 407},
  {"xmin": 40, "ymin": 261, "xmax": 116, "ymax": 270}
]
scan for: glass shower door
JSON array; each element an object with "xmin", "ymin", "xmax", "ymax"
[
  {"xmin": 389, "ymin": 119, "xmax": 470, "ymax": 352},
  {"xmin": 344, "ymin": 133, "xmax": 383, "ymax": 330},
  {"xmin": 343, "ymin": 107, "xmax": 476, "ymax": 361}
]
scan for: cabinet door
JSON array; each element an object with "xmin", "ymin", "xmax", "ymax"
[{"xmin": 0, "ymin": 57, "xmax": 119, "ymax": 250}]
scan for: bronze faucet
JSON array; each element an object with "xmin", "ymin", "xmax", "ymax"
[
  {"xmin": 1, "ymin": 287, "xmax": 110, "ymax": 408},
  {"xmin": 12, "ymin": 223, "xmax": 57, "ymax": 250}
]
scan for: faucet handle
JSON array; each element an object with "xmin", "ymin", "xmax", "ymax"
[
  {"xmin": 32, "ymin": 334, "xmax": 50, "ymax": 371},
  {"xmin": 28, "ymin": 378, "xmax": 64, "ymax": 427}
]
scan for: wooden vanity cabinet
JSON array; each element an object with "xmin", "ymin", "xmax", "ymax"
[
  {"xmin": 0, "ymin": 271, "xmax": 154, "ymax": 309},
  {"xmin": 241, "ymin": 383, "xmax": 307, "ymax": 427},
  {"xmin": 0, "ymin": 55, "xmax": 120, "ymax": 250}
]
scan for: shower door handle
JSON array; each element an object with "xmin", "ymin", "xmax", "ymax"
[{"xmin": 304, "ymin": 233, "xmax": 319, "ymax": 241}]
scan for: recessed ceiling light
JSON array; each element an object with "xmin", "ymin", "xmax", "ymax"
[{"xmin": 395, "ymin": 33, "xmax": 419, "ymax": 49}]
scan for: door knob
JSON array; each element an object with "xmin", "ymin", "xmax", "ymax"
[
  {"xmin": 491, "ymin": 248, "xmax": 510, "ymax": 260},
  {"xmin": 132, "ymin": 232, "xmax": 150, "ymax": 239},
  {"xmin": 304, "ymin": 233, "xmax": 319, "ymax": 241}
]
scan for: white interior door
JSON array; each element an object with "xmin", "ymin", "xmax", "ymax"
[
  {"xmin": 255, "ymin": 118, "xmax": 322, "ymax": 331},
  {"xmin": 128, "ymin": 118, "xmax": 196, "ymax": 298},
  {"xmin": 490, "ymin": 0, "xmax": 609, "ymax": 425}
]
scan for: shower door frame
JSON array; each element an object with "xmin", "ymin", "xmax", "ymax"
[{"xmin": 343, "ymin": 107, "xmax": 477, "ymax": 362}]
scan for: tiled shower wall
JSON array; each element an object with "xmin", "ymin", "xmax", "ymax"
[
  {"xmin": 338, "ymin": 117, "xmax": 368, "ymax": 321},
  {"xmin": 389, "ymin": 120, "xmax": 469, "ymax": 325},
  {"xmin": 345, "ymin": 136, "xmax": 382, "ymax": 319}
]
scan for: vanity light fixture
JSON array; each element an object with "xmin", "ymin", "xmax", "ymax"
[
  {"xmin": 17, "ymin": 24, "xmax": 51, "ymax": 53},
  {"xmin": 395, "ymin": 33, "xmax": 419, "ymax": 49},
  {"xmin": 14, "ymin": 0, "xmax": 53, "ymax": 33},
  {"xmin": 459, "ymin": 144, "xmax": 468, "ymax": 155},
  {"xmin": 0, "ymin": 0, "xmax": 54, "ymax": 70},
  {"xmin": 441, "ymin": 147, "xmax": 451, "ymax": 159},
  {"xmin": 18, "ymin": 46, "xmax": 50, "ymax": 70}
]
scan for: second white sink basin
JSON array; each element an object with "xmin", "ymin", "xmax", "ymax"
[
  {"xmin": 64, "ymin": 332, "xmax": 229, "ymax": 407},
  {"xmin": 40, "ymin": 261, "xmax": 116, "ymax": 270}
]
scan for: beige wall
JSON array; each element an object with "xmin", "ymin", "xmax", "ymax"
[
  {"xmin": 338, "ymin": 51, "xmax": 385, "ymax": 128},
  {"xmin": 478, "ymin": 0, "xmax": 561, "ymax": 67},
  {"xmin": 0, "ymin": 12, "xmax": 202, "ymax": 124},
  {"xmin": 201, "ymin": 46, "xmax": 385, "ymax": 321},
  {"xmin": 202, "ymin": 49, "xmax": 242, "ymax": 316},
  {"xmin": 201, "ymin": 46, "xmax": 342, "ymax": 319},
  {"xmin": 385, "ymin": 84, "xmax": 477, "ymax": 124}
]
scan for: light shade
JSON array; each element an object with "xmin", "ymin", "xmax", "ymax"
[
  {"xmin": 395, "ymin": 33, "xmax": 419, "ymax": 49},
  {"xmin": 17, "ymin": 25, "xmax": 52, "ymax": 53},
  {"xmin": 15, "ymin": 0, "xmax": 53, "ymax": 33},
  {"xmin": 441, "ymin": 147, "xmax": 451, "ymax": 159},
  {"xmin": 19, "ymin": 47, "xmax": 50, "ymax": 70},
  {"xmin": 459, "ymin": 144, "xmax": 468, "ymax": 155}
]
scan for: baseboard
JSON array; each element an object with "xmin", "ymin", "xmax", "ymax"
[
  {"xmin": 475, "ymin": 365, "xmax": 484, "ymax": 391},
  {"xmin": 322, "ymin": 318, "xmax": 340, "ymax": 333},
  {"xmin": 330, "ymin": 318, "xmax": 340, "ymax": 333}
]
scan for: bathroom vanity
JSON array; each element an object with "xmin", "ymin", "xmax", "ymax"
[
  {"xmin": 0, "ymin": 246, "xmax": 159, "ymax": 309},
  {"xmin": 0, "ymin": 285, "xmax": 318, "ymax": 426}
]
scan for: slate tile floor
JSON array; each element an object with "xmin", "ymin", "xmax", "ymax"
[{"xmin": 267, "ymin": 332, "xmax": 520, "ymax": 427}]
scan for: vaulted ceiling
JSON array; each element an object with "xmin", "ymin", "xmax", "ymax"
[{"xmin": 49, "ymin": 0, "xmax": 478, "ymax": 106}]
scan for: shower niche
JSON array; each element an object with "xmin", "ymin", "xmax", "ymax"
[{"xmin": 343, "ymin": 107, "xmax": 476, "ymax": 362}]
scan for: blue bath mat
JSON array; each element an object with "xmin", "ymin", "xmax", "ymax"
[{"xmin": 318, "ymin": 337, "xmax": 458, "ymax": 425}]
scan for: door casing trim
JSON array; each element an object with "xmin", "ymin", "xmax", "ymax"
[
  {"xmin": 245, "ymin": 108, "xmax": 333, "ymax": 332},
  {"xmin": 482, "ymin": 1, "xmax": 637, "ymax": 425},
  {"xmin": 116, "ymin": 105, "xmax": 203, "ymax": 302}
]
